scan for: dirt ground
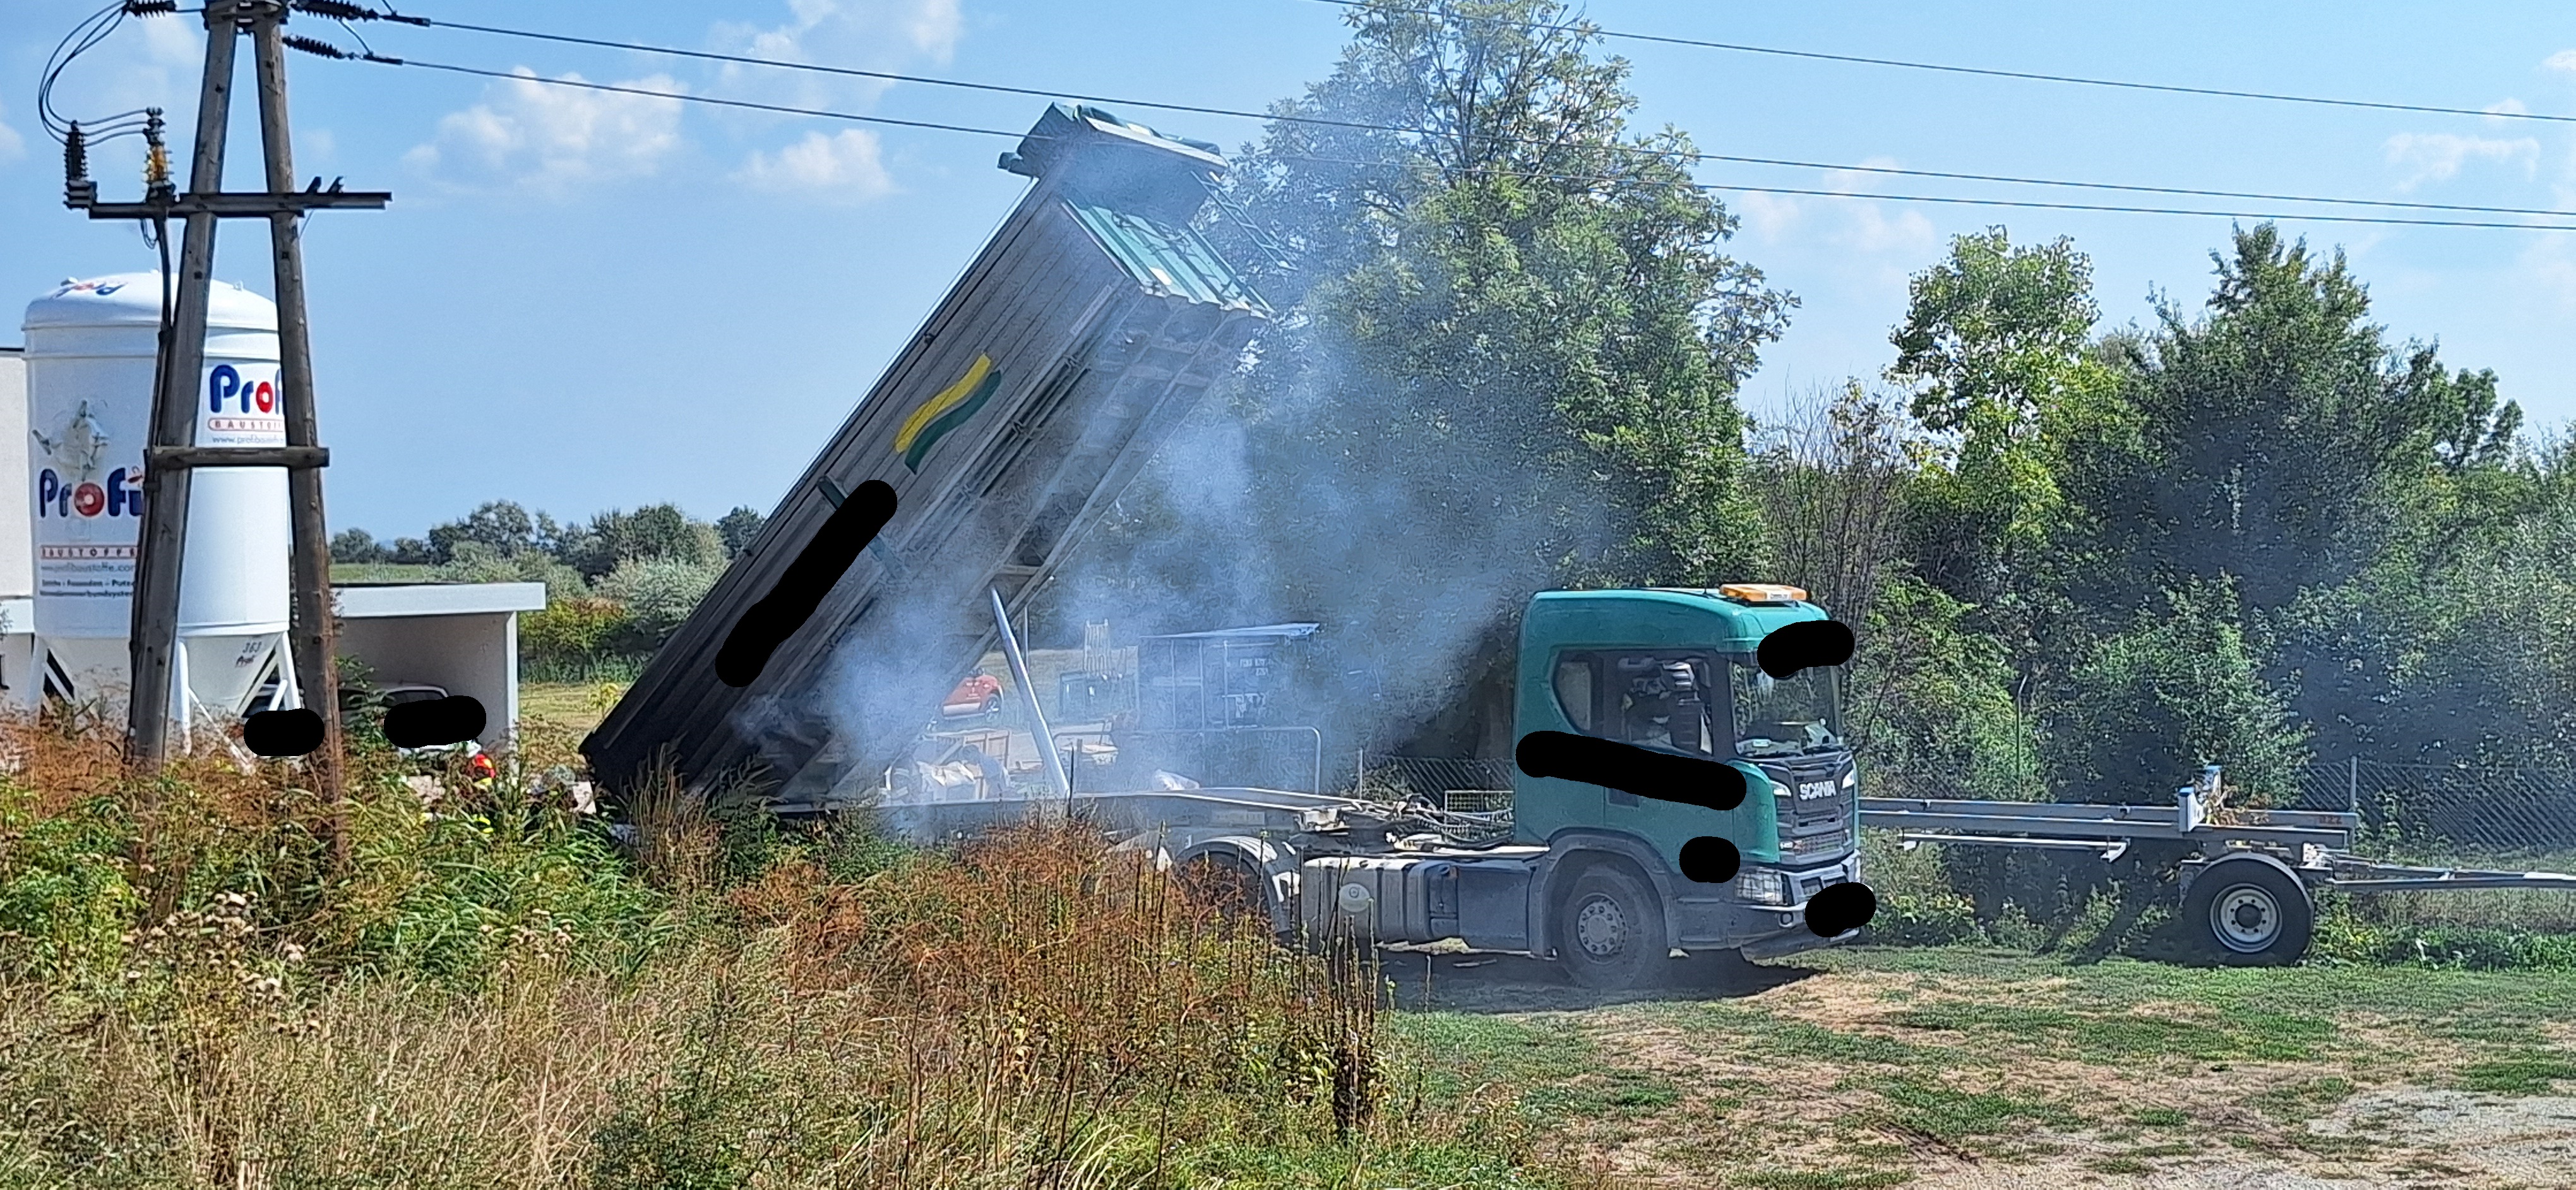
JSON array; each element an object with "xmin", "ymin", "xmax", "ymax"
[{"xmin": 1381, "ymin": 947, "xmax": 2576, "ymax": 1189}]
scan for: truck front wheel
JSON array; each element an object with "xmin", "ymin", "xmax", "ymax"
[
  {"xmin": 1556, "ymin": 863, "xmax": 1666, "ymax": 990},
  {"xmin": 2183, "ymin": 860, "xmax": 2313, "ymax": 966}
]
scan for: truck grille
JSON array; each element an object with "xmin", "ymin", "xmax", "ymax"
[{"xmin": 1761, "ymin": 755, "xmax": 1854, "ymax": 857}]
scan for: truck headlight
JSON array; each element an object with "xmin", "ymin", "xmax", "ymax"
[{"xmin": 1736, "ymin": 869, "xmax": 1789, "ymax": 906}]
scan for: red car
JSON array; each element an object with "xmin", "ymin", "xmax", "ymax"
[{"xmin": 942, "ymin": 673, "xmax": 1004, "ymax": 718}]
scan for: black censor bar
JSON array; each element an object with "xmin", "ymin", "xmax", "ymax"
[{"xmin": 1515, "ymin": 730, "xmax": 1750, "ymax": 812}]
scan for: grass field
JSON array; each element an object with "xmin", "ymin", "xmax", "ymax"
[
  {"xmin": 1395, "ymin": 946, "xmax": 2576, "ymax": 1188},
  {"xmin": 518, "ymin": 680, "xmax": 627, "ymax": 735}
]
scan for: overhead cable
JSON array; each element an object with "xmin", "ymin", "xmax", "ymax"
[
  {"xmin": 345, "ymin": 54, "xmax": 2576, "ymax": 232},
  {"xmin": 1303, "ymin": 0, "xmax": 2576, "ymax": 126},
  {"xmin": 371, "ymin": 15, "xmax": 2576, "ymax": 220}
]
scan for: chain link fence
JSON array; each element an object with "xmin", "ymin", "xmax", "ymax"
[{"xmin": 2287, "ymin": 760, "xmax": 2576, "ymax": 862}]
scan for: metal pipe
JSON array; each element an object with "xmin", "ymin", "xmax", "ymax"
[{"xmin": 991, "ymin": 587, "xmax": 1072, "ymax": 804}]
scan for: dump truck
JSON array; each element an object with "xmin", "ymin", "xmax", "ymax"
[{"xmin": 583, "ymin": 103, "xmax": 1869, "ymax": 988}]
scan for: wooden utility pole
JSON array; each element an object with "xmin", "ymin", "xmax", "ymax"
[
  {"xmin": 71, "ymin": 0, "xmax": 381, "ymax": 814},
  {"xmin": 251, "ymin": 11, "xmax": 347, "ymax": 808},
  {"xmin": 122, "ymin": 0, "xmax": 242, "ymax": 766}
]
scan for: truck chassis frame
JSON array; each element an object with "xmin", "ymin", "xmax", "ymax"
[{"xmin": 1859, "ymin": 768, "xmax": 2576, "ymax": 963}]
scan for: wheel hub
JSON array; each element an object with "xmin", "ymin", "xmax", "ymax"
[
  {"xmin": 2210, "ymin": 882, "xmax": 2281, "ymax": 953},
  {"xmin": 1575, "ymin": 895, "xmax": 1627, "ymax": 958}
]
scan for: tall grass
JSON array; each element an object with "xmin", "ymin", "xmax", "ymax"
[{"xmin": 0, "ymin": 712, "xmax": 1587, "ymax": 1189}]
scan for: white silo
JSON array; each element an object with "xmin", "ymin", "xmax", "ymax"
[{"xmin": 20, "ymin": 273, "xmax": 295, "ymax": 725}]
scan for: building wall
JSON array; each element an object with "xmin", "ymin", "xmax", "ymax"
[
  {"xmin": 338, "ymin": 612, "xmax": 520, "ymax": 746},
  {"xmin": 0, "ymin": 349, "xmax": 31, "ymax": 600}
]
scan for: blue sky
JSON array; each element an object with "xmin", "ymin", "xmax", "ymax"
[{"xmin": 6, "ymin": 1, "xmax": 2574, "ymax": 539}]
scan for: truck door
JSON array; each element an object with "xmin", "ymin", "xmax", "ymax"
[{"xmin": 1544, "ymin": 649, "xmax": 1751, "ymax": 865}]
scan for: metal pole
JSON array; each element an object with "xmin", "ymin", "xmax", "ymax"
[
  {"xmin": 128, "ymin": 2, "xmax": 244, "ymax": 764},
  {"xmin": 2348, "ymin": 755, "xmax": 2359, "ymax": 817},
  {"xmin": 249, "ymin": 6, "xmax": 347, "ymax": 829},
  {"xmin": 991, "ymin": 587, "xmax": 1072, "ymax": 805}
]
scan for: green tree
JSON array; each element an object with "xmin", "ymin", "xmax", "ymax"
[
  {"xmin": 427, "ymin": 500, "xmax": 541, "ymax": 563},
  {"xmin": 1091, "ymin": 0, "xmax": 1790, "ymax": 752},
  {"xmin": 2067, "ymin": 224, "xmax": 2517, "ymax": 613},
  {"xmin": 2044, "ymin": 578, "xmax": 2310, "ymax": 807},
  {"xmin": 328, "ymin": 527, "xmax": 390, "ymax": 565},
  {"xmin": 438, "ymin": 540, "xmax": 590, "ymax": 603},
  {"xmin": 1887, "ymin": 229, "xmax": 2111, "ymax": 627},
  {"xmin": 1845, "ymin": 574, "xmax": 2041, "ymax": 802},
  {"xmin": 595, "ymin": 556, "xmax": 727, "ymax": 652},
  {"xmin": 559, "ymin": 505, "xmax": 725, "ymax": 579},
  {"xmin": 714, "ymin": 507, "xmax": 766, "ymax": 559}
]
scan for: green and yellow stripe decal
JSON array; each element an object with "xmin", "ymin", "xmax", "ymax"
[{"xmin": 893, "ymin": 353, "xmax": 1003, "ymax": 472}]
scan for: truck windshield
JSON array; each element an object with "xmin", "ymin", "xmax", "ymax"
[{"xmin": 1730, "ymin": 661, "xmax": 1842, "ymax": 757}]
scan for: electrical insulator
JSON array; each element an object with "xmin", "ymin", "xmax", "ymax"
[
  {"xmin": 143, "ymin": 109, "xmax": 172, "ymax": 200},
  {"xmin": 63, "ymin": 122, "xmax": 96, "ymax": 207}
]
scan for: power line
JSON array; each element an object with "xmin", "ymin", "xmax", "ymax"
[
  {"xmin": 377, "ymin": 15, "xmax": 2576, "ymax": 221},
  {"xmin": 397, "ymin": 60, "xmax": 1035, "ymax": 139},
  {"xmin": 1305, "ymin": 0, "xmax": 2576, "ymax": 126},
  {"xmin": 353, "ymin": 54, "xmax": 2576, "ymax": 232}
]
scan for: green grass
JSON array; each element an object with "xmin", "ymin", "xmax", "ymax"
[
  {"xmin": 522, "ymin": 680, "xmax": 626, "ymax": 734},
  {"xmin": 331, "ymin": 563, "xmax": 448, "ymax": 584},
  {"xmin": 1886, "ymin": 1000, "xmax": 2334, "ymax": 1063},
  {"xmin": 2455, "ymin": 1054, "xmax": 2576, "ymax": 1095},
  {"xmin": 2127, "ymin": 1106, "xmax": 2190, "ymax": 1128},
  {"xmin": 2243, "ymin": 1076, "xmax": 2357, "ymax": 1122},
  {"xmin": 1808, "ymin": 947, "xmax": 2576, "ymax": 1033},
  {"xmin": 1861, "ymin": 1075, "xmax": 2080, "ymax": 1141},
  {"xmin": 1655, "ymin": 1001, "xmax": 1956, "ymax": 1067},
  {"xmin": 1394, "ymin": 1012, "xmax": 1680, "ymax": 1120}
]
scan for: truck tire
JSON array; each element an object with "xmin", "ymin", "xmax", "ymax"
[
  {"xmin": 2183, "ymin": 859, "xmax": 2313, "ymax": 966},
  {"xmin": 1556, "ymin": 863, "xmax": 1667, "ymax": 990},
  {"xmin": 1177, "ymin": 853, "xmax": 1267, "ymax": 927}
]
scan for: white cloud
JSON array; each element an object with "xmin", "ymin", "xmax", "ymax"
[
  {"xmin": 1831, "ymin": 201, "xmax": 1938, "ymax": 256},
  {"xmin": 737, "ymin": 128, "xmax": 895, "ymax": 202},
  {"xmin": 1734, "ymin": 157, "xmax": 1937, "ymax": 257},
  {"xmin": 405, "ymin": 69, "xmax": 685, "ymax": 196},
  {"xmin": 2383, "ymin": 131, "xmax": 2541, "ymax": 189},
  {"xmin": 2545, "ymin": 49, "xmax": 2576, "ymax": 73},
  {"xmin": 1732, "ymin": 191, "xmax": 1802, "ymax": 241},
  {"xmin": 0, "ymin": 101, "xmax": 25, "ymax": 164},
  {"xmin": 712, "ymin": 0, "xmax": 965, "ymax": 104}
]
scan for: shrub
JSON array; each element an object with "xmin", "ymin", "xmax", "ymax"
[{"xmin": 523, "ymin": 596, "xmax": 633, "ymax": 673}]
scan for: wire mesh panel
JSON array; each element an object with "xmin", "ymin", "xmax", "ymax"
[
  {"xmin": 1364, "ymin": 757, "xmax": 1517, "ymax": 808},
  {"xmin": 2292, "ymin": 760, "xmax": 2576, "ymax": 860}
]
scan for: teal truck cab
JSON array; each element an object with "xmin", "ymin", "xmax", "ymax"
[{"xmin": 1177, "ymin": 583, "xmax": 1869, "ymax": 989}]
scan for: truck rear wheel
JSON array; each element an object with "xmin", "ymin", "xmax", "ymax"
[
  {"xmin": 1177, "ymin": 853, "xmax": 1267, "ymax": 929},
  {"xmin": 2183, "ymin": 860, "xmax": 2313, "ymax": 966},
  {"xmin": 1556, "ymin": 864, "xmax": 1666, "ymax": 990}
]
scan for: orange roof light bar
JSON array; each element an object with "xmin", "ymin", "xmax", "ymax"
[{"xmin": 1717, "ymin": 583, "xmax": 1809, "ymax": 604}]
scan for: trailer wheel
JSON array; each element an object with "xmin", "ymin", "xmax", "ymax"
[
  {"xmin": 1556, "ymin": 863, "xmax": 1666, "ymax": 990},
  {"xmin": 1177, "ymin": 853, "xmax": 1267, "ymax": 927},
  {"xmin": 2184, "ymin": 859, "xmax": 2313, "ymax": 966}
]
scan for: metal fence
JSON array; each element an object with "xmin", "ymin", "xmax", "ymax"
[
  {"xmin": 2290, "ymin": 760, "xmax": 2576, "ymax": 860},
  {"xmin": 1360, "ymin": 756, "xmax": 1517, "ymax": 811}
]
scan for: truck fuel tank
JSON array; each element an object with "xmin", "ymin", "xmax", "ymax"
[{"xmin": 1296, "ymin": 850, "xmax": 1541, "ymax": 949}]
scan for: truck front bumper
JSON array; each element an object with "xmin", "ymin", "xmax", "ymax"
[{"xmin": 1740, "ymin": 925, "xmax": 1861, "ymax": 962}]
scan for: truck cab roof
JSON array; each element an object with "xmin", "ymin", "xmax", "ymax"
[{"xmin": 1524, "ymin": 587, "xmax": 1829, "ymax": 654}]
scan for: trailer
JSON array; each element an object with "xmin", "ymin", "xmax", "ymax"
[{"xmin": 1861, "ymin": 767, "xmax": 2576, "ymax": 965}]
